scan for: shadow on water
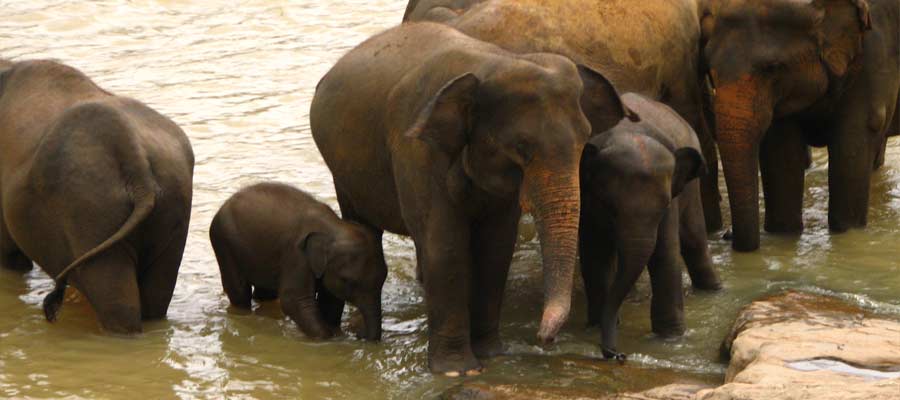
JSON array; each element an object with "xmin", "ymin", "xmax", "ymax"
[{"xmin": 1, "ymin": 1, "xmax": 899, "ymax": 398}]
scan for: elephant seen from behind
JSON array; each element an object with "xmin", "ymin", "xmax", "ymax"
[{"xmin": 0, "ymin": 60, "xmax": 194, "ymax": 333}]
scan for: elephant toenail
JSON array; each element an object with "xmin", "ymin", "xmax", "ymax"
[
  {"xmin": 444, "ymin": 371, "xmax": 461, "ymax": 378},
  {"xmin": 465, "ymin": 369, "xmax": 482, "ymax": 376}
]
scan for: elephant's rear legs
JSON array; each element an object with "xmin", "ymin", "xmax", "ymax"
[
  {"xmin": 0, "ymin": 210, "xmax": 32, "ymax": 272},
  {"xmin": 138, "ymin": 222, "xmax": 189, "ymax": 320}
]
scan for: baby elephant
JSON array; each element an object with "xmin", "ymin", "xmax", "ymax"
[
  {"xmin": 210, "ymin": 183, "xmax": 386, "ymax": 340},
  {"xmin": 579, "ymin": 93, "xmax": 722, "ymax": 361}
]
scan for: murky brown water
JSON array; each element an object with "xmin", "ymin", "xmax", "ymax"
[{"xmin": 1, "ymin": 1, "xmax": 898, "ymax": 399}]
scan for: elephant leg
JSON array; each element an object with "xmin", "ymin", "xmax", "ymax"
[
  {"xmin": 677, "ymin": 184, "xmax": 721, "ymax": 291},
  {"xmin": 469, "ymin": 203, "xmax": 519, "ymax": 359},
  {"xmin": 647, "ymin": 207, "xmax": 685, "ymax": 338},
  {"xmin": 138, "ymin": 224, "xmax": 188, "ymax": 320},
  {"xmin": 579, "ymin": 213, "xmax": 615, "ymax": 328},
  {"xmin": 210, "ymin": 233, "xmax": 252, "ymax": 309},
  {"xmin": 759, "ymin": 120, "xmax": 806, "ymax": 234},
  {"xmin": 828, "ymin": 115, "xmax": 876, "ymax": 232},
  {"xmin": 70, "ymin": 245, "xmax": 143, "ymax": 334},
  {"xmin": 316, "ymin": 282, "xmax": 345, "ymax": 332},
  {"xmin": 414, "ymin": 209, "xmax": 479, "ymax": 376},
  {"xmin": 0, "ymin": 207, "xmax": 32, "ymax": 272},
  {"xmin": 668, "ymin": 75, "xmax": 722, "ymax": 232},
  {"xmin": 279, "ymin": 259, "xmax": 334, "ymax": 339}
]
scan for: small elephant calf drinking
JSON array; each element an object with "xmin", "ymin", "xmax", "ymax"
[
  {"xmin": 210, "ymin": 183, "xmax": 386, "ymax": 340},
  {"xmin": 579, "ymin": 93, "xmax": 723, "ymax": 361}
]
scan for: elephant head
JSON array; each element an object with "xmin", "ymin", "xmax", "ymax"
[
  {"xmin": 303, "ymin": 225, "xmax": 386, "ymax": 341},
  {"xmin": 581, "ymin": 122, "xmax": 705, "ymax": 354},
  {"xmin": 701, "ymin": 0, "xmax": 871, "ymax": 251},
  {"xmin": 405, "ymin": 55, "xmax": 636, "ymax": 343}
]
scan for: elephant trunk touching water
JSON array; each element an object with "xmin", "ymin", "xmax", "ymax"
[{"xmin": 524, "ymin": 161, "xmax": 581, "ymax": 343}]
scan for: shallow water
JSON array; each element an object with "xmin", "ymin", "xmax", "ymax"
[{"xmin": 1, "ymin": 1, "xmax": 898, "ymax": 399}]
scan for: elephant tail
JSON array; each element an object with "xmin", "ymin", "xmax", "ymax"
[{"xmin": 42, "ymin": 102, "xmax": 159, "ymax": 322}]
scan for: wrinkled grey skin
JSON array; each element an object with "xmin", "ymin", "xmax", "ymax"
[
  {"xmin": 404, "ymin": 0, "xmax": 725, "ymax": 233},
  {"xmin": 311, "ymin": 22, "xmax": 632, "ymax": 375},
  {"xmin": 0, "ymin": 60, "xmax": 194, "ymax": 333},
  {"xmin": 579, "ymin": 93, "xmax": 722, "ymax": 360},
  {"xmin": 210, "ymin": 183, "xmax": 386, "ymax": 341}
]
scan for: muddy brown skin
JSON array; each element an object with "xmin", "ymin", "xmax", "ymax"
[
  {"xmin": 0, "ymin": 60, "xmax": 194, "ymax": 333},
  {"xmin": 209, "ymin": 183, "xmax": 386, "ymax": 341},
  {"xmin": 579, "ymin": 93, "xmax": 722, "ymax": 360},
  {"xmin": 702, "ymin": 0, "xmax": 900, "ymax": 251},
  {"xmin": 404, "ymin": 0, "xmax": 725, "ymax": 233},
  {"xmin": 310, "ymin": 23, "xmax": 631, "ymax": 375}
]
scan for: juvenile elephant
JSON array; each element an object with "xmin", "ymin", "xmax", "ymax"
[
  {"xmin": 311, "ymin": 22, "xmax": 633, "ymax": 375},
  {"xmin": 0, "ymin": 60, "xmax": 194, "ymax": 333},
  {"xmin": 579, "ymin": 93, "xmax": 722, "ymax": 360},
  {"xmin": 210, "ymin": 183, "xmax": 386, "ymax": 340},
  {"xmin": 404, "ymin": 0, "xmax": 725, "ymax": 233},
  {"xmin": 701, "ymin": 0, "xmax": 900, "ymax": 251}
]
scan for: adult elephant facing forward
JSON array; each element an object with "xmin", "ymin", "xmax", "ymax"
[
  {"xmin": 702, "ymin": 0, "xmax": 899, "ymax": 251},
  {"xmin": 404, "ymin": 0, "xmax": 725, "ymax": 232},
  {"xmin": 311, "ymin": 22, "xmax": 632, "ymax": 375}
]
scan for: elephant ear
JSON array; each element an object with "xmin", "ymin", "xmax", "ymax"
[
  {"xmin": 671, "ymin": 147, "xmax": 707, "ymax": 198},
  {"xmin": 577, "ymin": 65, "xmax": 639, "ymax": 136},
  {"xmin": 302, "ymin": 232, "xmax": 333, "ymax": 279},
  {"xmin": 404, "ymin": 73, "xmax": 480, "ymax": 156},
  {"xmin": 818, "ymin": 0, "xmax": 871, "ymax": 77}
]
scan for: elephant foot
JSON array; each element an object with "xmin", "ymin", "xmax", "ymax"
[
  {"xmin": 601, "ymin": 347, "xmax": 627, "ymax": 364},
  {"xmin": 691, "ymin": 274, "xmax": 723, "ymax": 291},
  {"xmin": 472, "ymin": 332, "xmax": 504, "ymax": 359},
  {"xmin": 429, "ymin": 334, "xmax": 483, "ymax": 376}
]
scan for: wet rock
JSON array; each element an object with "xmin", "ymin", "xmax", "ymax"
[
  {"xmin": 440, "ymin": 354, "xmax": 715, "ymax": 400},
  {"xmin": 697, "ymin": 290, "xmax": 900, "ymax": 400}
]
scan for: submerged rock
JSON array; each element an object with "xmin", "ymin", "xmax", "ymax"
[
  {"xmin": 439, "ymin": 354, "xmax": 715, "ymax": 400},
  {"xmin": 698, "ymin": 290, "xmax": 900, "ymax": 399}
]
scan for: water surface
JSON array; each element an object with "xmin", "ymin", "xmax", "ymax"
[{"xmin": 1, "ymin": 1, "xmax": 898, "ymax": 398}]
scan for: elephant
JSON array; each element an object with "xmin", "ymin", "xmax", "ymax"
[
  {"xmin": 579, "ymin": 93, "xmax": 722, "ymax": 361},
  {"xmin": 0, "ymin": 60, "xmax": 194, "ymax": 333},
  {"xmin": 209, "ymin": 182, "xmax": 386, "ymax": 341},
  {"xmin": 310, "ymin": 22, "xmax": 633, "ymax": 375},
  {"xmin": 404, "ymin": 0, "xmax": 726, "ymax": 233},
  {"xmin": 701, "ymin": 0, "xmax": 900, "ymax": 251}
]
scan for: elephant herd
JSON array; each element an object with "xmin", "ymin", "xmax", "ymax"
[{"xmin": 0, "ymin": 0, "xmax": 897, "ymax": 379}]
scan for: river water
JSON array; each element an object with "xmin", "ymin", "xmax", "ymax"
[{"xmin": 1, "ymin": 1, "xmax": 898, "ymax": 399}]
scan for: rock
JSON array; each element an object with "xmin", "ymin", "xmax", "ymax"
[
  {"xmin": 698, "ymin": 290, "xmax": 900, "ymax": 400},
  {"xmin": 440, "ymin": 354, "xmax": 715, "ymax": 400}
]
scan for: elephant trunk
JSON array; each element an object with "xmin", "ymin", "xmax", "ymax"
[
  {"xmin": 713, "ymin": 73, "xmax": 773, "ymax": 252},
  {"xmin": 525, "ymin": 160, "xmax": 581, "ymax": 345},
  {"xmin": 601, "ymin": 233, "xmax": 657, "ymax": 358}
]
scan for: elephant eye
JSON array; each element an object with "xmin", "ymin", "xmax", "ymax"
[{"xmin": 514, "ymin": 140, "xmax": 534, "ymax": 162}]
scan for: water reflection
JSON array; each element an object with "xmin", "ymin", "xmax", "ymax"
[{"xmin": 0, "ymin": 1, "xmax": 899, "ymax": 399}]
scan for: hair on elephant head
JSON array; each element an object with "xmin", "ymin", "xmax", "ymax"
[{"xmin": 404, "ymin": 57, "xmax": 637, "ymax": 343}]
